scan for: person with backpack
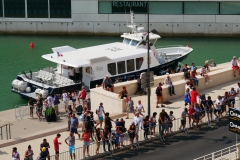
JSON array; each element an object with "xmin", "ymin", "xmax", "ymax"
[
  {"xmin": 85, "ymin": 116, "xmax": 94, "ymax": 141},
  {"xmin": 96, "ymin": 102, "xmax": 105, "ymax": 129},
  {"xmin": 156, "ymin": 83, "xmax": 164, "ymax": 108}
]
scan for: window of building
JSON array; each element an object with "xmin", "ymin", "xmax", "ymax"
[
  {"xmin": 50, "ymin": 0, "xmax": 71, "ymax": 18},
  {"xmin": 0, "ymin": 0, "xmax": 2, "ymax": 17},
  {"xmin": 108, "ymin": 63, "xmax": 116, "ymax": 75},
  {"xmin": 99, "ymin": 1, "xmax": 112, "ymax": 14},
  {"xmin": 150, "ymin": 2, "xmax": 183, "ymax": 15},
  {"xmin": 184, "ymin": 2, "xmax": 219, "ymax": 15},
  {"xmin": 27, "ymin": 0, "xmax": 48, "ymax": 18},
  {"xmin": 136, "ymin": 57, "xmax": 144, "ymax": 70},
  {"xmin": 4, "ymin": 0, "xmax": 25, "ymax": 18},
  {"xmin": 117, "ymin": 61, "xmax": 126, "ymax": 74},
  {"xmin": 220, "ymin": 2, "xmax": 240, "ymax": 15},
  {"xmin": 127, "ymin": 59, "xmax": 135, "ymax": 72}
]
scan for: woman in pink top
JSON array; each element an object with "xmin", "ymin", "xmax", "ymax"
[
  {"xmin": 231, "ymin": 56, "xmax": 239, "ymax": 77},
  {"xmin": 82, "ymin": 129, "xmax": 90, "ymax": 157}
]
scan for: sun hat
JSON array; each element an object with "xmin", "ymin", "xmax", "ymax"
[{"xmin": 233, "ymin": 56, "xmax": 236, "ymax": 58}]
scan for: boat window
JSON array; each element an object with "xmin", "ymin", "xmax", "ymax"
[
  {"xmin": 127, "ymin": 59, "xmax": 135, "ymax": 72},
  {"xmin": 86, "ymin": 67, "xmax": 92, "ymax": 74},
  {"xmin": 117, "ymin": 61, "xmax": 126, "ymax": 74},
  {"xmin": 131, "ymin": 40, "xmax": 139, "ymax": 46},
  {"xmin": 123, "ymin": 39, "xmax": 131, "ymax": 45},
  {"xmin": 107, "ymin": 63, "xmax": 116, "ymax": 75},
  {"xmin": 136, "ymin": 57, "xmax": 144, "ymax": 70}
]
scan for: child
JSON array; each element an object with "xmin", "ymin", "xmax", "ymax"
[
  {"xmin": 111, "ymin": 133, "xmax": 117, "ymax": 150},
  {"xmin": 163, "ymin": 116, "xmax": 169, "ymax": 136},
  {"xmin": 118, "ymin": 131, "xmax": 124, "ymax": 148},
  {"xmin": 115, "ymin": 130, "xmax": 120, "ymax": 149}
]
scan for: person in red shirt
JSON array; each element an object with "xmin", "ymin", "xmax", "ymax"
[
  {"xmin": 78, "ymin": 86, "xmax": 87, "ymax": 105},
  {"xmin": 190, "ymin": 87, "xmax": 198, "ymax": 106},
  {"xmin": 53, "ymin": 133, "xmax": 61, "ymax": 160},
  {"xmin": 188, "ymin": 105, "xmax": 196, "ymax": 128}
]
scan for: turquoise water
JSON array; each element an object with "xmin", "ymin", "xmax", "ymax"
[{"xmin": 0, "ymin": 35, "xmax": 240, "ymax": 111}]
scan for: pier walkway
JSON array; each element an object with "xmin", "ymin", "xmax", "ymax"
[{"xmin": 0, "ymin": 80, "xmax": 239, "ymax": 159}]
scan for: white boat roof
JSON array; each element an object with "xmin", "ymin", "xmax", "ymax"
[
  {"xmin": 121, "ymin": 32, "xmax": 161, "ymax": 41},
  {"xmin": 42, "ymin": 42, "xmax": 148, "ymax": 68}
]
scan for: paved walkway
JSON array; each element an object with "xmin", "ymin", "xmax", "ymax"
[{"xmin": 0, "ymin": 80, "xmax": 239, "ymax": 160}]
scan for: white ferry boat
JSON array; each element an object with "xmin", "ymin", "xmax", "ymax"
[{"xmin": 11, "ymin": 11, "xmax": 193, "ymax": 100}]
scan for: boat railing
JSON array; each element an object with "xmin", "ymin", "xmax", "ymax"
[
  {"xmin": 155, "ymin": 45, "xmax": 185, "ymax": 48},
  {"xmin": 18, "ymin": 66, "xmax": 57, "ymax": 75}
]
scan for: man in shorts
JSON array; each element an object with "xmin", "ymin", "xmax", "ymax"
[
  {"xmin": 214, "ymin": 95, "xmax": 223, "ymax": 122},
  {"xmin": 133, "ymin": 112, "xmax": 144, "ymax": 143},
  {"xmin": 102, "ymin": 75, "xmax": 114, "ymax": 92},
  {"xmin": 126, "ymin": 97, "xmax": 134, "ymax": 119},
  {"xmin": 53, "ymin": 133, "xmax": 61, "ymax": 160},
  {"xmin": 53, "ymin": 92, "xmax": 59, "ymax": 115},
  {"xmin": 70, "ymin": 113, "xmax": 81, "ymax": 139},
  {"xmin": 156, "ymin": 83, "xmax": 164, "ymax": 108},
  {"xmin": 179, "ymin": 108, "xmax": 188, "ymax": 132},
  {"xmin": 40, "ymin": 139, "xmax": 50, "ymax": 156},
  {"xmin": 65, "ymin": 132, "xmax": 75, "ymax": 160},
  {"xmin": 229, "ymin": 86, "xmax": 236, "ymax": 108},
  {"xmin": 97, "ymin": 103, "xmax": 105, "ymax": 129}
]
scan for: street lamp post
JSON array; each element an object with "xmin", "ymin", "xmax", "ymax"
[{"xmin": 147, "ymin": 0, "xmax": 150, "ymax": 116}]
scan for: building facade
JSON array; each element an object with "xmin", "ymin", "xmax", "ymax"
[{"xmin": 0, "ymin": 0, "xmax": 240, "ymax": 36}]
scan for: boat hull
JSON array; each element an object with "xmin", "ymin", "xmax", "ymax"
[{"xmin": 89, "ymin": 53, "xmax": 188, "ymax": 88}]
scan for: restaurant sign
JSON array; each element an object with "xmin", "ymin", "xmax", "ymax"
[
  {"xmin": 112, "ymin": 1, "xmax": 148, "ymax": 14},
  {"xmin": 229, "ymin": 108, "xmax": 240, "ymax": 134}
]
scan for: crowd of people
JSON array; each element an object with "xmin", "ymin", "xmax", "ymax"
[{"xmin": 13, "ymin": 57, "xmax": 240, "ymax": 160}]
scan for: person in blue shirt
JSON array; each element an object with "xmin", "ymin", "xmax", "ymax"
[
  {"xmin": 191, "ymin": 63, "xmax": 197, "ymax": 71},
  {"xmin": 53, "ymin": 92, "xmax": 59, "ymax": 115}
]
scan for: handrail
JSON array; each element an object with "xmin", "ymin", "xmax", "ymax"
[
  {"xmin": 156, "ymin": 45, "xmax": 185, "ymax": 48},
  {"xmin": 0, "ymin": 123, "xmax": 13, "ymax": 140},
  {"xmin": 193, "ymin": 144, "xmax": 238, "ymax": 160}
]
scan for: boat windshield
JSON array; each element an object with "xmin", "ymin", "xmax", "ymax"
[
  {"xmin": 123, "ymin": 38, "xmax": 131, "ymax": 45},
  {"xmin": 131, "ymin": 40, "xmax": 139, "ymax": 46}
]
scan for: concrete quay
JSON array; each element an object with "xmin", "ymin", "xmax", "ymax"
[
  {"xmin": 0, "ymin": 80, "xmax": 239, "ymax": 159},
  {"xmin": 0, "ymin": 61, "xmax": 239, "ymax": 160}
]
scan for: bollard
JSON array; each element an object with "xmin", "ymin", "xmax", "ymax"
[{"xmin": 236, "ymin": 144, "xmax": 240, "ymax": 159}]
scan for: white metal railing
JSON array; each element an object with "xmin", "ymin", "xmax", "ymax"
[
  {"xmin": 193, "ymin": 144, "xmax": 238, "ymax": 160},
  {"xmin": 156, "ymin": 45, "xmax": 185, "ymax": 48}
]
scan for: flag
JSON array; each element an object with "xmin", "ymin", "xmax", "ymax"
[{"xmin": 57, "ymin": 52, "xmax": 63, "ymax": 57}]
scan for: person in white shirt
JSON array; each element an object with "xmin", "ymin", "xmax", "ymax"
[
  {"xmin": 135, "ymin": 100, "xmax": 145, "ymax": 116},
  {"xmin": 214, "ymin": 95, "xmax": 223, "ymax": 121},
  {"xmin": 47, "ymin": 94, "xmax": 54, "ymax": 108},
  {"xmin": 231, "ymin": 56, "xmax": 239, "ymax": 77},
  {"xmin": 62, "ymin": 90, "xmax": 69, "ymax": 112},
  {"xmin": 164, "ymin": 75, "xmax": 175, "ymax": 96},
  {"xmin": 68, "ymin": 67, "xmax": 75, "ymax": 80},
  {"xmin": 236, "ymin": 82, "xmax": 240, "ymax": 99},
  {"xmin": 96, "ymin": 103, "xmax": 105, "ymax": 129},
  {"xmin": 200, "ymin": 65, "xmax": 212, "ymax": 85},
  {"xmin": 133, "ymin": 112, "xmax": 144, "ymax": 143}
]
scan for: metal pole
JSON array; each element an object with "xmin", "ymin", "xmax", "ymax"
[
  {"xmin": 9, "ymin": 124, "xmax": 11, "ymax": 139},
  {"xmin": 6, "ymin": 125, "xmax": 8, "ymax": 140},
  {"xmin": 147, "ymin": 0, "xmax": 150, "ymax": 116}
]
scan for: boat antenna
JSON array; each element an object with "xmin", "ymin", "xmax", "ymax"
[
  {"xmin": 130, "ymin": 10, "xmax": 137, "ymax": 34},
  {"xmin": 124, "ymin": 8, "xmax": 129, "ymax": 26}
]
